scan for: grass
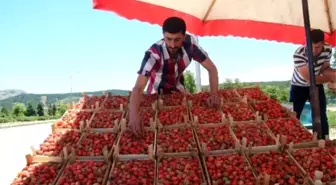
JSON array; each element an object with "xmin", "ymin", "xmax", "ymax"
[{"xmin": 328, "ymin": 110, "xmax": 336, "ymax": 127}]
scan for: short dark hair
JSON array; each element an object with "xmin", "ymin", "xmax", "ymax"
[
  {"xmin": 162, "ymin": 17, "xmax": 186, "ymax": 34},
  {"xmin": 310, "ymin": 29, "xmax": 324, "ymax": 43}
]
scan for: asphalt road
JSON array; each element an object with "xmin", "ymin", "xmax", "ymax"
[{"xmin": 0, "ymin": 122, "xmax": 53, "ymax": 185}]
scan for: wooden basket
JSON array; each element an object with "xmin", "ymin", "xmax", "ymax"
[
  {"xmin": 54, "ymin": 152, "xmax": 111, "ymax": 185},
  {"xmin": 10, "ymin": 154, "xmax": 67, "ymax": 185},
  {"xmin": 156, "ymin": 152, "xmax": 209, "ymax": 185},
  {"xmin": 107, "ymin": 155, "xmax": 156, "ymax": 185},
  {"xmin": 193, "ymin": 123, "xmax": 239, "ymax": 156},
  {"xmin": 201, "ymin": 151, "xmax": 258, "ymax": 185},
  {"xmin": 286, "ymin": 140, "xmax": 336, "ymax": 185},
  {"xmin": 113, "ymin": 119, "xmax": 156, "ymax": 160},
  {"xmin": 156, "ymin": 124, "xmax": 198, "ymax": 157},
  {"xmin": 244, "ymin": 144, "xmax": 310, "ymax": 185}
]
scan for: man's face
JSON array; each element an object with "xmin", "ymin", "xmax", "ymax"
[
  {"xmin": 312, "ymin": 41, "xmax": 324, "ymax": 56},
  {"xmin": 163, "ymin": 32, "xmax": 185, "ymax": 55}
]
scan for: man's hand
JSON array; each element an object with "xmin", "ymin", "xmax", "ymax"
[
  {"xmin": 207, "ymin": 92, "xmax": 220, "ymax": 109},
  {"xmin": 128, "ymin": 110, "xmax": 144, "ymax": 138}
]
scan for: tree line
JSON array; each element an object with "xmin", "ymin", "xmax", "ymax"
[{"xmin": 0, "ymin": 102, "xmax": 67, "ymax": 123}]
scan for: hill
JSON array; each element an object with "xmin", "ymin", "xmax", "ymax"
[
  {"xmin": 0, "ymin": 89, "xmax": 129, "ymax": 110},
  {"xmin": 0, "ymin": 89, "xmax": 26, "ymax": 100}
]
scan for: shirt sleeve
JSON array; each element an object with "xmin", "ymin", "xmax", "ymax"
[
  {"xmin": 293, "ymin": 48, "xmax": 307, "ymax": 68},
  {"xmin": 189, "ymin": 35, "xmax": 208, "ymax": 63},
  {"xmin": 137, "ymin": 46, "xmax": 160, "ymax": 77}
]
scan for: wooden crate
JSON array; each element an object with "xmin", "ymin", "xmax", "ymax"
[
  {"xmin": 287, "ymin": 140, "xmax": 336, "ymax": 185},
  {"xmin": 243, "ymin": 144, "xmax": 310, "ymax": 185},
  {"xmin": 193, "ymin": 123, "xmax": 239, "ymax": 156},
  {"xmin": 201, "ymin": 151, "xmax": 258, "ymax": 185},
  {"xmin": 10, "ymin": 154, "xmax": 67, "ymax": 185},
  {"xmin": 229, "ymin": 119, "xmax": 280, "ymax": 152},
  {"xmin": 156, "ymin": 124, "xmax": 198, "ymax": 157},
  {"xmin": 156, "ymin": 152, "xmax": 210, "ymax": 185},
  {"xmin": 107, "ymin": 155, "xmax": 156, "ymax": 185},
  {"xmin": 124, "ymin": 106, "xmax": 158, "ymax": 128},
  {"xmin": 30, "ymin": 129, "xmax": 82, "ymax": 157},
  {"xmin": 72, "ymin": 128, "xmax": 119, "ymax": 160},
  {"xmin": 156, "ymin": 105, "xmax": 191, "ymax": 129},
  {"xmin": 86, "ymin": 109, "xmax": 124, "ymax": 129},
  {"xmin": 113, "ymin": 119, "xmax": 156, "ymax": 159},
  {"xmin": 190, "ymin": 108, "xmax": 226, "ymax": 125},
  {"xmin": 262, "ymin": 117, "xmax": 318, "ymax": 148},
  {"xmin": 54, "ymin": 153, "xmax": 111, "ymax": 185}
]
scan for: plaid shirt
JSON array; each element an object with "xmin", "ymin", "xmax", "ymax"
[{"xmin": 138, "ymin": 34, "xmax": 208, "ymax": 95}]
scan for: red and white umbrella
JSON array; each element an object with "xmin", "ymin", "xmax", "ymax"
[
  {"xmin": 93, "ymin": 0, "xmax": 336, "ymax": 46},
  {"xmin": 93, "ymin": 0, "xmax": 336, "ymax": 138}
]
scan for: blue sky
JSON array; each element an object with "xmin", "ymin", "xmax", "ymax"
[{"xmin": 0, "ymin": 0, "xmax": 315, "ymax": 94}]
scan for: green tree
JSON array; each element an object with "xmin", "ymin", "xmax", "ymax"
[
  {"xmin": 36, "ymin": 103, "xmax": 44, "ymax": 116},
  {"xmin": 56, "ymin": 103, "xmax": 67, "ymax": 116},
  {"xmin": 25, "ymin": 103, "xmax": 36, "ymax": 116},
  {"xmin": 12, "ymin": 103, "xmax": 26, "ymax": 117},
  {"xmin": 0, "ymin": 107, "xmax": 9, "ymax": 117},
  {"xmin": 184, "ymin": 70, "xmax": 197, "ymax": 93},
  {"xmin": 52, "ymin": 104, "xmax": 57, "ymax": 116},
  {"xmin": 48, "ymin": 104, "xmax": 53, "ymax": 116}
]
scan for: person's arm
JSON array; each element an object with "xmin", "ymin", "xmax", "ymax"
[
  {"xmin": 294, "ymin": 49, "xmax": 331, "ymax": 84},
  {"xmin": 130, "ymin": 48, "xmax": 160, "ymax": 114},
  {"xmin": 201, "ymin": 58, "xmax": 218, "ymax": 94},
  {"xmin": 321, "ymin": 49, "xmax": 332, "ymax": 71},
  {"xmin": 297, "ymin": 65, "xmax": 330, "ymax": 84},
  {"xmin": 189, "ymin": 36, "xmax": 219, "ymax": 94}
]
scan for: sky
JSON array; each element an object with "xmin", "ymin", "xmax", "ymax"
[{"xmin": 0, "ymin": 0, "xmax": 323, "ymax": 94}]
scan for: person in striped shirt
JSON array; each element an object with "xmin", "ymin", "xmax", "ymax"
[
  {"xmin": 129, "ymin": 17, "xmax": 220, "ymax": 137},
  {"xmin": 290, "ymin": 29, "xmax": 335, "ymax": 139}
]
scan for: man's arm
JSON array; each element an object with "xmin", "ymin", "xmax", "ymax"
[
  {"xmin": 294, "ymin": 47, "xmax": 333, "ymax": 84},
  {"xmin": 189, "ymin": 35, "xmax": 219, "ymax": 94},
  {"xmin": 130, "ymin": 75, "xmax": 148, "ymax": 114},
  {"xmin": 130, "ymin": 47, "xmax": 160, "ymax": 115},
  {"xmin": 297, "ymin": 65, "xmax": 330, "ymax": 84},
  {"xmin": 200, "ymin": 58, "xmax": 219, "ymax": 94}
]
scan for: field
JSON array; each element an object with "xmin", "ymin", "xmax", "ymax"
[{"xmin": 9, "ymin": 87, "xmax": 336, "ymax": 185}]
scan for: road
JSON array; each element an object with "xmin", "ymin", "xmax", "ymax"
[{"xmin": 0, "ymin": 122, "xmax": 53, "ymax": 185}]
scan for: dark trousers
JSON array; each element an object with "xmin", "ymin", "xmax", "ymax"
[{"xmin": 289, "ymin": 85, "xmax": 329, "ymax": 139}]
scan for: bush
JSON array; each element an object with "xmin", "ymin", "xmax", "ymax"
[{"xmin": 328, "ymin": 110, "xmax": 336, "ymax": 127}]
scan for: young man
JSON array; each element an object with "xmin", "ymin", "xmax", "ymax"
[
  {"xmin": 290, "ymin": 29, "xmax": 335, "ymax": 139},
  {"xmin": 129, "ymin": 17, "xmax": 220, "ymax": 137}
]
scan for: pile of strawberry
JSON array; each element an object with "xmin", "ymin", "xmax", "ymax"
[
  {"xmin": 236, "ymin": 87, "xmax": 269, "ymax": 101},
  {"xmin": 265, "ymin": 118, "xmax": 313, "ymax": 143},
  {"xmin": 249, "ymin": 151, "xmax": 305, "ymax": 184},
  {"xmin": 232, "ymin": 123, "xmax": 275, "ymax": 147},
  {"xmin": 118, "ymin": 130, "xmax": 154, "ymax": 155},
  {"xmin": 251, "ymin": 100, "xmax": 289, "ymax": 119},
  {"xmin": 206, "ymin": 154, "xmax": 255, "ymax": 185},
  {"xmin": 82, "ymin": 95, "xmax": 106, "ymax": 109},
  {"xmin": 55, "ymin": 110, "xmax": 92, "ymax": 129},
  {"xmin": 76, "ymin": 132, "xmax": 116, "ymax": 156},
  {"xmin": 219, "ymin": 89, "xmax": 240, "ymax": 102},
  {"xmin": 222, "ymin": 103, "xmax": 255, "ymax": 121},
  {"xmin": 157, "ymin": 127, "xmax": 196, "ymax": 153},
  {"xmin": 36, "ymin": 130, "xmax": 81, "ymax": 156},
  {"xmin": 158, "ymin": 106, "xmax": 187, "ymax": 125},
  {"xmin": 162, "ymin": 93, "xmax": 185, "ymax": 106},
  {"xmin": 103, "ymin": 95, "xmax": 128, "ymax": 109},
  {"xmin": 90, "ymin": 110, "xmax": 123, "ymax": 128},
  {"xmin": 191, "ymin": 106, "xmax": 223, "ymax": 124},
  {"xmin": 195, "ymin": 125, "xmax": 235, "ymax": 151}
]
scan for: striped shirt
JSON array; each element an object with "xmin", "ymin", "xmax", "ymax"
[
  {"xmin": 138, "ymin": 34, "xmax": 208, "ymax": 94},
  {"xmin": 291, "ymin": 44, "xmax": 332, "ymax": 86}
]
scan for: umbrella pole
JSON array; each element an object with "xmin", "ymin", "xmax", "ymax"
[
  {"xmin": 194, "ymin": 36, "xmax": 202, "ymax": 92},
  {"xmin": 301, "ymin": 0, "xmax": 323, "ymax": 139}
]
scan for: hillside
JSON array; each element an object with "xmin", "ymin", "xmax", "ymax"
[
  {"xmin": 0, "ymin": 89, "xmax": 26, "ymax": 100},
  {"xmin": 0, "ymin": 89, "xmax": 129, "ymax": 110}
]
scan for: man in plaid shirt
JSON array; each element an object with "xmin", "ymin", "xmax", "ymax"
[{"xmin": 129, "ymin": 17, "xmax": 220, "ymax": 137}]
